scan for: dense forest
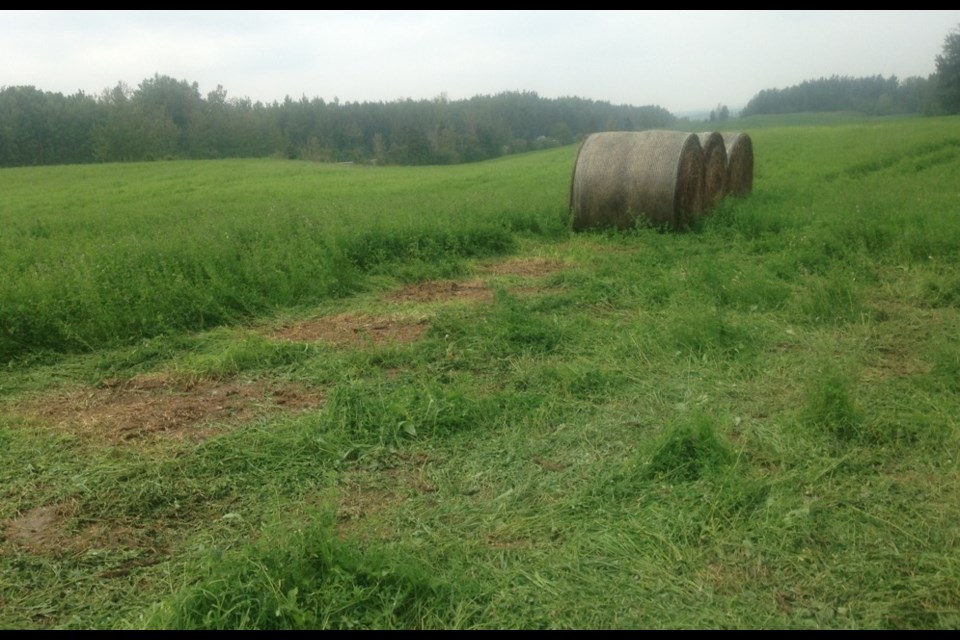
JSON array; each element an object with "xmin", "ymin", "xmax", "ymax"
[
  {"xmin": 739, "ymin": 74, "xmax": 938, "ymax": 118},
  {"xmin": 0, "ymin": 76, "xmax": 674, "ymax": 168},
  {"xmin": 0, "ymin": 69, "xmax": 953, "ymax": 169}
]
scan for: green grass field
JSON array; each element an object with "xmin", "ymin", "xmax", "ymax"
[{"xmin": 1, "ymin": 114, "xmax": 959, "ymax": 629}]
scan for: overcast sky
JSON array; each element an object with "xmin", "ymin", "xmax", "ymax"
[{"xmin": 3, "ymin": 10, "xmax": 960, "ymax": 115}]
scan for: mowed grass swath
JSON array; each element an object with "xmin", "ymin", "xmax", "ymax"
[
  {"xmin": 1, "ymin": 114, "xmax": 960, "ymax": 630},
  {"xmin": 0, "ymin": 149, "xmax": 573, "ymax": 363}
]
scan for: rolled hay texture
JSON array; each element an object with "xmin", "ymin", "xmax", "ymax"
[
  {"xmin": 570, "ymin": 131, "xmax": 705, "ymax": 231},
  {"xmin": 722, "ymin": 132, "xmax": 754, "ymax": 197},
  {"xmin": 698, "ymin": 131, "xmax": 729, "ymax": 211}
]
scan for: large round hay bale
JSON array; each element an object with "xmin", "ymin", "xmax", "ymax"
[
  {"xmin": 570, "ymin": 131, "xmax": 705, "ymax": 231},
  {"xmin": 698, "ymin": 131, "xmax": 728, "ymax": 211},
  {"xmin": 722, "ymin": 132, "xmax": 754, "ymax": 197}
]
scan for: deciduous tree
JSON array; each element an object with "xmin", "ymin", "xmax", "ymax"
[{"xmin": 935, "ymin": 23, "xmax": 960, "ymax": 113}]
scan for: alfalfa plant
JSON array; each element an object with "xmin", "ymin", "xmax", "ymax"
[{"xmin": 643, "ymin": 411, "xmax": 735, "ymax": 482}]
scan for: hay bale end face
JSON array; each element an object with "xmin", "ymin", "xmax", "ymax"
[
  {"xmin": 570, "ymin": 131, "xmax": 705, "ymax": 231},
  {"xmin": 722, "ymin": 132, "xmax": 754, "ymax": 197},
  {"xmin": 697, "ymin": 131, "xmax": 729, "ymax": 211}
]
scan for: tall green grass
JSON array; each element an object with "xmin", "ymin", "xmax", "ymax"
[{"xmin": 0, "ymin": 150, "xmax": 573, "ymax": 363}]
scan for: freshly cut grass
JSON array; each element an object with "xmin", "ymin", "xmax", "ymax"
[
  {"xmin": 142, "ymin": 511, "xmax": 479, "ymax": 630},
  {"xmin": 698, "ymin": 131, "xmax": 729, "ymax": 211},
  {"xmin": 569, "ymin": 130, "xmax": 705, "ymax": 231},
  {"xmin": 723, "ymin": 132, "xmax": 754, "ymax": 197}
]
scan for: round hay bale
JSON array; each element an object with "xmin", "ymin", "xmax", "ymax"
[
  {"xmin": 722, "ymin": 132, "xmax": 754, "ymax": 197},
  {"xmin": 698, "ymin": 131, "xmax": 729, "ymax": 211},
  {"xmin": 570, "ymin": 131, "xmax": 705, "ymax": 231}
]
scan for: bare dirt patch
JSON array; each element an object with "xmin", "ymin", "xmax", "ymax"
[
  {"xmin": 15, "ymin": 373, "xmax": 325, "ymax": 444},
  {"xmin": 334, "ymin": 452, "xmax": 437, "ymax": 540},
  {"xmin": 385, "ymin": 279, "xmax": 493, "ymax": 304},
  {"xmin": 271, "ymin": 259, "xmax": 572, "ymax": 347},
  {"xmin": 476, "ymin": 256, "xmax": 571, "ymax": 278},
  {"xmin": 3, "ymin": 504, "xmax": 70, "ymax": 554},
  {"xmin": 271, "ymin": 312, "xmax": 431, "ymax": 347},
  {"xmin": 383, "ymin": 258, "xmax": 570, "ymax": 305},
  {"xmin": 2, "ymin": 502, "xmax": 163, "ymax": 565}
]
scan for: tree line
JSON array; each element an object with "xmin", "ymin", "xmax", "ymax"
[
  {"xmin": 742, "ymin": 24, "xmax": 960, "ymax": 118},
  {"xmin": 0, "ymin": 76, "xmax": 675, "ymax": 168},
  {"xmin": 4, "ymin": 21, "xmax": 959, "ymax": 170},
  {"xmin": 739, "ymin": 74, "xmax": 938, "ymax": 118}
]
